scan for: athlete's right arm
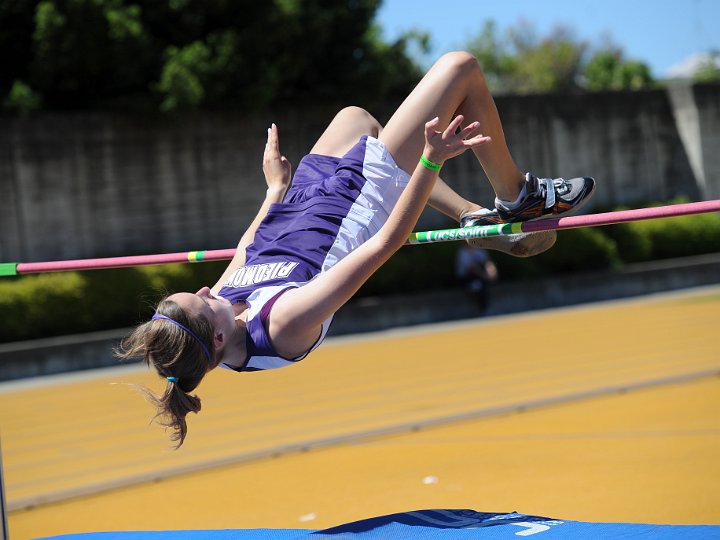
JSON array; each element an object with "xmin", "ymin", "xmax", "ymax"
[{"xmin": 212, "ymin": 125, "xmax": 292, "ymax": 293}]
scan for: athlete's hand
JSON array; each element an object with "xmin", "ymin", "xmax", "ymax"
[
  {"xmin": 422, "ymin": 115, "xmax": 491, "ymax": 166},
  {"xmin": 263, "ymin": 123, "xmax": 292, "ymax": 195}
]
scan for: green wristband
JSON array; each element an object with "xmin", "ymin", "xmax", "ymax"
[{"xmin": 420, "ymin": 154, "xmax": 442, "ymax": 171}]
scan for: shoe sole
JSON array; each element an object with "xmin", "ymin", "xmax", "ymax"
[
  {"xmin": 461, "ymin": 212, "xmax": 559, "ymax": 258},
  {"xmin": 466, "ymin": 229, "xmax": 557, "ymax": 258}
]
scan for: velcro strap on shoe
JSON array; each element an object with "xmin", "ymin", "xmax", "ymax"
[{"xmin": 539, "ymin": 177, "xmax": 555, "ymax": 209}]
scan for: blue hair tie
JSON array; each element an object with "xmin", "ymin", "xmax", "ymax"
[{"xmin": 166, "ymin": 376, "xmax": 179, "ymax": 383}]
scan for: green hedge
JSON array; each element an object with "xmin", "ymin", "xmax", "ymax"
[
  {"xmin": 1, "ymin": 203, "xmax": 719, "ymax": 343},
  {"xmin": 0, "ymin": 262, "xmax": 225, "ymax": 343},
  {"xmin": 607, "ymin": 211, "xmax": 720, "ymax": 261}
]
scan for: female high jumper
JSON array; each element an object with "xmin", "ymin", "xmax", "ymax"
[{"xmin": 118, "ymin": 51, "xmax": 595, "ymax": 447}]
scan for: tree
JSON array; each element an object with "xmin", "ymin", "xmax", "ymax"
[
  {"xmin": 693, "ymin": 52, "xmax": 720, "ymax": 83},
  {"xmin": 1, "ymin": 0, "xmax": 424, "ymax": 112},
  {"xmin": 0, "ymin": 1, "xmax": 42, "ymax": 108},
  {"xmin": 466, "ymin": 19, "xmax": 653, "ymax": 94},
  {"xmin": 513, "ymin": 33, "xmax": 585, "ymax": 93},
  {"xmin": 584, "ymin": 49, "xmax": 653, "ymax": 91},
  {"xmin": 466, "ymin": 21, "xmax": 515, "ymax": 93},
  {"xmin": 467, "ymin": 20, "xmax": 585, "ymax": 94},
  {"xmin": 3, "ymin": 0, "xmax": 160, "ymax": 110}
]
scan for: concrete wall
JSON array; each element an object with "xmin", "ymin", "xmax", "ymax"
[
  {"xmin": 1, "ymin": 84, "xmax": 718, "ymax": 263},
  {"xmin": 666, "ymin": 83, "xmax": 720, "ymax": 200},
  {"xmin": 0, "ymin": 109, "xmax": 335, "ymax": 262}
]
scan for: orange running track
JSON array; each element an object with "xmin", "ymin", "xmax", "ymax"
[{"xmin": 2, "ymin": 286, "xmax": 719, "ymax": 539}]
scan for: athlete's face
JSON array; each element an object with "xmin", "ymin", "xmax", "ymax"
[{"xmin": 167, "ymin": 287, "xmax": 236, "ymax": 362}]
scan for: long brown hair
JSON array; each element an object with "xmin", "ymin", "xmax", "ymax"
[{"xmin": 116, "ymin": 299, "xmax": 215, "ymax": 448}]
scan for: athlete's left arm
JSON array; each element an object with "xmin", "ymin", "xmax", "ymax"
[{"xmin": 212, "ymin": 124, "xmax": 292, "ymax": 293}]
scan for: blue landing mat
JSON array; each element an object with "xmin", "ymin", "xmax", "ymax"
[{"xmin": 42, "ymin": 509, "xmax": 720, "ymax": 539}]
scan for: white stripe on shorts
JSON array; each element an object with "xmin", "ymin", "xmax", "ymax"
[{"xmin": 321, "ymin": 137, "xmax": 411, "ymax": 272}]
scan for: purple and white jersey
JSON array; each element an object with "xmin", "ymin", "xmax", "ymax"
[{"xmin": 217, "ymin": 136, "xmax": 410, "ymax": 372}]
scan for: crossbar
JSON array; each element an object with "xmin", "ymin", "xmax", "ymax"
[
  {"xmin": 2, "ymin": 200, "xmax": 718, "ymax": 276},
  {"xmin": 407, "ymin": 199, "xmax": 720, "ymax": 244}
]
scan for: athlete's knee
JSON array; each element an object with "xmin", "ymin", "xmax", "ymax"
[
  {"xmin": 335, "ymin": 106, "xmax": 381, "ymax": 136},
  {"xmin": 435, "ymin": 51, "xmax": 485, "ymax": 81}
]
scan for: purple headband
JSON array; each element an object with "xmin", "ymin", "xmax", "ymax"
[{"xmin": 151, "ymin": 313, "xmax": 212, "ymax": 362}]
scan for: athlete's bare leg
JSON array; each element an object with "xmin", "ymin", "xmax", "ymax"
[
  {"xmin": 303, "ymin": 94, "xmax": 553, "ymax": 257},
  {"xmin": 309, "ymin": 106, "xmax": 382, "ymax": 158},
  {"xmin": 379, "ymin": 51, "xmax": 524, "ymax": 203}
]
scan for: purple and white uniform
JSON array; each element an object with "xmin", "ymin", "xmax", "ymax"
[{"xmin": 216, "ymin": 136, "xmax": 410, "ymax": 372}]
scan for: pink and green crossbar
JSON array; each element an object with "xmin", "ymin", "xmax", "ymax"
[
  {"xmin": 407, "ymin": 199, "xmax": 720, "ymax": 245},
  {"xmin": 2, "ymin": 199, "xmax": 719, "ymax": 276},
  {"xmin": 0, "ymin": 249, "xmax": 237, "ymax": 277}
]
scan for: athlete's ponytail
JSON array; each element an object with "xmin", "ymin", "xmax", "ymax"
[{"xmin": 116, "ymin": 298, "xmax": 215, "ymax": 448}]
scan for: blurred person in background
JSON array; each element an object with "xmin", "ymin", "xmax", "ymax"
[{"xmin": 456, "ymin": 246, "xmax": 498, "ymax": 315}]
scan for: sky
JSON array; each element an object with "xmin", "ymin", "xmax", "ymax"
[{"xmin": 376, "ymin": 0, "xmax": 720, "ymax": 78}]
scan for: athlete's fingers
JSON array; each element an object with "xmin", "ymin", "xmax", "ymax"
[
  {"xmin": 458, "ymin": 120, "xmax": 481, "ymax": 139},
  {"xmin": 443, "ymin": 114, "xmax": 465, "ymax": 139},
  {"xmin": 271, "ymin": 123, "xmax": 280, "ymax": 148},
  {"xmin": 266, "ymin": 123, "xmax": 281, "ymax": 152},
  {"xmin": 462, "ymin": 134, "xmax": 492, "ymax": 148},
  {"xmin": 424, "ymin": 116, "xmax": 441, "ymax": 134}
]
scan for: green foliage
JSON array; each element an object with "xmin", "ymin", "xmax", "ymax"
[
  {"xmin": 0, "ymin": 261, "xmax": 225, "ymax": 342},
  {"xmin": 582, "ymin": 51, "xmax": 617, "ymax": 91},
  {"xmin": 603, "ymin": 198, "xmax": 720, "ymax": 261},
  {"xmin": 514, "ymin": 34, "xmax": 585, "ymax": 94},
  {"xmin": 490, "ymin": 227, "xmax": 622, "ymax": 281},
  {"xmin": 3, "ymin": 80, "xmax": 42, "ymax": 112},
  {"xmin": 584, "ymin": 50, "xmax": 653, "ymax": 91},
  {"xmin": 535, "ymin": 228, "xmax": 620, "ymax": 272},
  {"xmin": 467, "ymin": 21, "xmax": 515, "ymax": 92},
  {"xmin": 156, "ymin": 41, "xmax": 213, "ymax": 112},
  {"xmin": 359, "ymin": 242, "xmax": 458, "ymax": 297},
  {"xmin": 693, "ymin": 54, "xmax": 720, "ymax": 83},
  {"xmin": 25, "ymin": 0, "xmax": 155, "ymax": 109},
  {"xmin": 627, "ymin": 212, "xmax": 720, "ymax": 259},
  {"xmin": 602, "ymin": 222, "xmax": 653, "ymax": 263},
  {"xmin": 466, "ymin": 20, "xmax": 653, "ymax": 94},
  {"xmin": 614, "ymin": 60, "xmax": 653, "ymax": 90},
  {"xmin": 1, "ymin": 0, "xmax": 423, "ymax": 112},
  {"xmin": 105, "ymin": 2, "xmax": 143, "ymax": 41},
  {"xmin": 467, "ymin": 20, "xmax": 586, "ymax": 94},
  {"xmin": 0, "ymin": 273, "xmax": 86, "ymax": 341}
]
